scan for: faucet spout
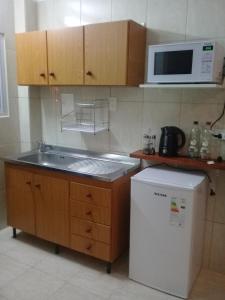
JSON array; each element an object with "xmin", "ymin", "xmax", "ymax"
[{"xmin": 37, "ymin": 141, "xmax": 46, "ymax": 152}]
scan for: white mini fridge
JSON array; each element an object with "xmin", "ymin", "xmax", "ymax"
[{"xmin": 129, "ymin": 167, "xmax": 207, "ymax": 299}]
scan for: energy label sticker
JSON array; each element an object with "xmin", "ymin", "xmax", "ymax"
[{"xmin": 170, "ymin": 197, "xmax": 186, "ymax": 228}]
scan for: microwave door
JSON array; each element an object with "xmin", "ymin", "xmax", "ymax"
[
  {"xmin": 148, "ymin": 48, "xmax": 198, "ymax": 83},
  {"xmin": 154, "ymin": 50, "xmax": 193, "ymax": 76}
]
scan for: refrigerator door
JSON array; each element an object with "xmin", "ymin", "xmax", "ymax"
[{"xmin": 129, "ymin": 179, "xmax": 194, "ymax": 299}]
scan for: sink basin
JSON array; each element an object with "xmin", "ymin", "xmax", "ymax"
[
  {"xmin": 18, "ymin": 153, "xmax": 84, "ymax": 169},
  {"xmin": 17, "ymin": 152, "xmax": 125, "ymax": 180},
  {"xmin": 4, "ymin": 146, "xmax": 140, "ymax": 182}
]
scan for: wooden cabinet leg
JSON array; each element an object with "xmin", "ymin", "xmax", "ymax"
[
  {"xmin": 12, "ymin": 228, "xmax": 17, "ymax": 238},
  {"xmin": 106, "ymin": 262, "xmax": 111, "ymax": 274},
  {"xmin": 54, "ymin": 244, "xmax": 60, "ymax": 254}
]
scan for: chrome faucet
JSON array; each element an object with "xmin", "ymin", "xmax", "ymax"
[
  {"xmin": 37, "ymin": 141, "xmax": 53, "ymax": 152},
  {"xmin": 37, "ymin": 141, "xmax": 46, "ymax": 152}
]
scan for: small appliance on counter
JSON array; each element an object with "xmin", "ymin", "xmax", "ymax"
[
  {"xmin": 147, "ymin": 40, "xmax": 224, "ymax": 84},
  {"xmin": 159, "ymin": 126, "xmax": 186, "ymax": 157},
  {"xmin": 129, "ymin": 167, "xmax": 208, "ymax": 299}
]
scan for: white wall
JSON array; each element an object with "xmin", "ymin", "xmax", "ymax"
[
  {"xmin": 14, "ymin": 0, "xmax": 42, "ymax": 152},
  {"xmin": 0, "ymin": 0, "xmax": 42, "ymax": 229},
  {"xmin": 28, "ymin": 0, "xmax": 225, "ymax": 274},
  {"xmin": 0, "ymin": 0, "xmax": 21, "ymax": 229}
]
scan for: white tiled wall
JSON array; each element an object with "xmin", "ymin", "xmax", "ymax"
[
  {"xmin": 14, "ymin": 0, "xmax": 42, "ymax": 152},
  {"xmin": 0, "ymin": 0, "xmax": 21, "ymax": 229},
  {"xmin": 25, "ymin": 0, "xmax": 225, "ymax": 274},
  {"xmin": 0, "ymin": 0, "xmax": 42, "ymax": 229}
]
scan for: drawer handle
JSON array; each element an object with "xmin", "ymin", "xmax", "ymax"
[
  {"xmin": 86, "ymin": 227, "xmax": 92, "ymax": 233},
  {"xmin": 86, "ymin": 244, "xmax": 92, "ymax": 251},
  {"xmin": 86, "ymin": 193, "xmax": 92, "ymax": 199},
  {"xmin": 26, "ymin": 181, "xmax": 31, "ymax": 185},
  {"xmin": 86, "ymin": 210, "xmax": 92, "ymax": 216},
  {"xmin": 86, "ymin": 71, "xmax": 92, "ymax": 76},
  {"xmin": 49, "ymin": 72, "xmax": 55, "ymax": 77},
  {"xmin": 35, "ymin": 184, "xmax": 41, "ymax": 189},
  {"xmin": 40, "ymin": 73, "xmax": 45, "ymax": 77}
]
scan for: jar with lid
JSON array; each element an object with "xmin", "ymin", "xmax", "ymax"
[{"xmin": 143, "ymin": 134, "xmax": 151, "ymax": 155}]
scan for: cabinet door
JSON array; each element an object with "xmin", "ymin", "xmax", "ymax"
[
  {"xmin": 34, "ymin": 174, "xmax": 69, "ymax": 247},
  {"xmin": 5, "ymin": 167, "xmax": 35, "ymax": 234},
  {"xmin": 84, "ymin": 21, "xmax": 128, "ymax": 85},
  {"xmin": 47, "ymin": 27, "xmax": 84, "ymax": 85},
  {"xmin": 16, "ymin": 31, "xmax": 48, "ymax": 85}
]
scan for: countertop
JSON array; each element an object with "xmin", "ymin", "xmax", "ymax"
[{"xmin": 2, "ymin": 145, "xmax": 140, "ymax": 182}]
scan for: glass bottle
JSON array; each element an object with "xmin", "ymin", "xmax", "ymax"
[
  {"xmin": 200, "ymin": 121, "xmax": 211, "ymax": 159},
  {"xmin": 188, "ymin": 121, "xmax": 201, "ymax": 158}
]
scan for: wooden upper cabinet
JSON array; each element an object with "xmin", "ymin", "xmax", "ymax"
[
  {"xmin": 47, "ymin": 26, "xmax": 84, "ymax": 85},
  {"xmin": 84, "ymin": 20, "xmax": 146, "ymax": 86},
  {"xmin": 15, "ymin": 20, "xmax": 146, "ymax": 86},
  {"xmin": 5, "ymin": 167, "xmax": 35, "ymax": 234},
  {"xmin": 16, "ymin": 31, "xmax": 48, "ymax": 85},
  {"xmin": 34, "ymin": 174, "xmax": 69, "ymax": 247}
]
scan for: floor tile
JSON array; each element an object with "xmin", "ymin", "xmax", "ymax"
[
  {"xmin": 0, "ymin": 268, "xmax": 65, "ymax": 300},
  {"xmin": 49, "ymin": 282, "xmax": 107, "ymax": 300},
  {"xmin": 2, "ymin": 234, "xmax": 53, "ymax": 267},
  {"xmin": 69, "ymin": 266, "xmax": 126, "ymax": 298},
  {"xmin": 0, "ymin": 254, "xmax": 29, "ymax": 288},
  {"xmin": 109, "ymin": 279, "xmax": 168, "ymax": 300},
  {"xmin": 0, "ymin": 228, "xmax": 225, "ymax": 300},
  {"xmin": 34, "ymin": 251, "xmax": 81, "ymax": 281}
]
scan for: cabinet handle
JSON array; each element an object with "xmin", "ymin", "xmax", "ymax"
[
  {"xmin": 86, "ymin": 244, "xmax": 92, "ymax": 251},
  {"xmin": 40, "ymin": 73, "xmax": 45, "ymax": 77},
  {"xmin": 86, "ymin": 210, "xmax": 92, "ymax": 216},
  {"xmin": 26, "ymin": 181, "xmax": 31, "ymax": 185},
  {"xmin": 86, "ymin": 193, "xmax": 92, "ymax": 199},
  {"xmin": 49, "ymin": 72, "xmax": 55, "ymax": 77},
  {"xmin": 86, "ymin": 227, "xmax": 92, "ymax": 233},
  {"xmin": 86, "ymin": 71, "xmax": 92, "ymax": 76},
  {"xmin": 35, "ymin": 184, "xmax": 41, "ymax": 189}
]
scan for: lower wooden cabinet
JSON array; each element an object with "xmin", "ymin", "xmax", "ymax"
[
  {"xmin": 71, "ymin": 217, "xmax": 111, "ymax": 244},
  {"xmin": 71, "ymin": 200, "xmax": 111, "ymax": 225},
  {"xmin": 71, "ymin": 235, "xmax": 110, "ymax": 261},
  {"xmin": 6, "ymin": 167, "xmax": 35, "ymax": 235},
  {"xmin": 34, "ymin": 174, "xmax": 69, "ymax": 247},
  {"xmin": 5, "ymin": 163, "xmax": 133, "ymax": 266}
]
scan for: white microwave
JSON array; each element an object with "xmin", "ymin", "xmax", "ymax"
[{"xmin": 147, "ymin": 40, "xmax": 224, "ymax": 84}]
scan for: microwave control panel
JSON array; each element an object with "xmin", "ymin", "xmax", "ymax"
[{"xmin": 201, "ymin": 43, "xmax": 214, "ymax": 75}]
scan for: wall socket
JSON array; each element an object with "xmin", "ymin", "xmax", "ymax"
[{"xmin": 108, "ymin": 97, "xmax": 117, "ymax": 112}]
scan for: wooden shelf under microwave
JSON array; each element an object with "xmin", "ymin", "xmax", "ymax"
[{"xmin": 130, "ymin": 150, "xmax": 225, "ymax": 170}]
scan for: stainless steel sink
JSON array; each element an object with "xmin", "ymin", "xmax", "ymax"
[
  {"xmin": 17, "ymin": 152, "xmax": 126, "ymax": 180},
  {"xmin": 18, "ymin": 153, "xmax": 84, "ymax": 169},
  {"xmin": 4, "ymin": 145, "xmax": 140, "ymax": 182},
  {"xmin": 68, "ymin": 158, "xmax": 124, "ymax": 177}
]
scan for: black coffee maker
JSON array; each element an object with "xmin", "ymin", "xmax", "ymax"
[{"xmin": 159, "ymin": 126, "xmax": 186, "ymax": 157}]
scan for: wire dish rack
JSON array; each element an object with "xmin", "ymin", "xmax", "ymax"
[{"xmin": 60, "ymin": 99, "xmax": 110, "ymax": 134}]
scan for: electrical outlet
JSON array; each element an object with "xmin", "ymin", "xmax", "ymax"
[
  {"xmin": 61, "ymin": 94, "xmax": 74, "ymax": 115},
  {"xmin": 108, "ymin": 97, "xmax": 117, "ymax": 112},
  {"xmin": 212, "ymin": 129, "xmax": 225, "ymax": 140}
]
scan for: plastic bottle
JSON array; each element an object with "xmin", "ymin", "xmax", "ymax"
[
  {"xmin": 188, "ymin": 121, "xmax": 201, "ymax": 158},
  {"xmin": 200, "ymin": 122, "xmax": 211, "ymax": 159}
]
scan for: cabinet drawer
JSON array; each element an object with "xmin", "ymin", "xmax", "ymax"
[
  {"xmin": 71, "ymin": 217, "xmax": 111, "ymax": 244},
  {"xmin": 70, "ymin": 182, "xmax": 111, "ymax": 208},
  {"xmin": 71, "ymin": 234, "xmax": 110, "ymax": 261},
  {"xmin": 71, "ymin": 201, "xmax": 111, "ymax": 225}
]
